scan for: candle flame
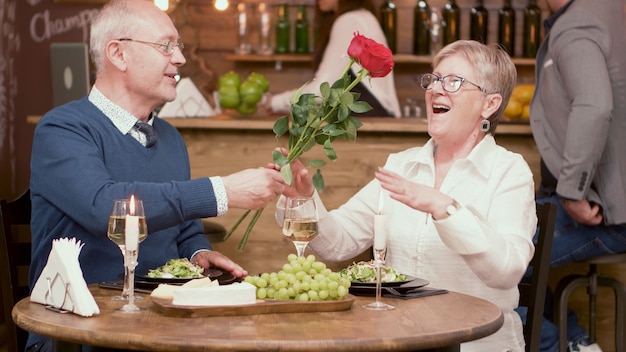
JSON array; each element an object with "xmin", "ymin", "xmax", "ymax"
[{"xmin": 129, "ymin": 195, "xmax": 136, "ymax": 216}]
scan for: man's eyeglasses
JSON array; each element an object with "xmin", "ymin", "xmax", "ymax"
[
  {"xmin": 118, "ymin": 38, "xmax": 184, "ymax": 55},
  {"xmin": 419, "ymin": 73, "xmax": 485, "ymax": 93}
]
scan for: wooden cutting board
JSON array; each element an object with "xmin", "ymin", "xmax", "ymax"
[{"xmin": 150, "ymin": 295, "xmax": 355, "ymax": 317}]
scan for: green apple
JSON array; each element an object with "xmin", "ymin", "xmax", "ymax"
[
  {"xmin": 218, "ymin": 71, "xmax": 242, "ymax": 88},
  {"xmin": 247, "ymin": 72, "xmax": 270, "ymax": 93},
  {"xmin": 218, "ymin": 85, "xmax": 240, "ymax": 109},
  {"xmin": 237, "ymin": 102, "xmax": 257, "ymax": 115},
  {"xmin": 239, "ymin": 80, "xmax": 263, "ymax": 105}
]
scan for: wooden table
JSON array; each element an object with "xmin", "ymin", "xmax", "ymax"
[{"xmin": 13, "ymin": 285, "xmax": 503, "ymax": 352}]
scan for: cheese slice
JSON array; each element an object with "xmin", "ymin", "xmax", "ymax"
[
  {"xmin": 150, "ymin": 277, "xmax": 218, "ymax": 300},
  {"xmin": 172, "ymin": 282, "xmax": 257, "ymax": 306},
  {"xmin": 150, "ymin": 284, "xmax": 180, "ymax": 300}
]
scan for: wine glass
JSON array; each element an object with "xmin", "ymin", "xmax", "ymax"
[
  {"xmin": 363, "ymin": 213, "xmax": 395, "ymax": 311},
  {"xmin": 107, "ymin": 196, "xmax": 147, "ymax": 311},
  {"xmin": 282, "ymin": 197, "xmax": 318, "ymax": 257}
]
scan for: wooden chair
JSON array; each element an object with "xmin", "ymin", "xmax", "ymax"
[
  {"xmin": 1, "ymin": 189, "xmax": 32, "ymax": 352},
  {"xmin": 519, "ymin": 202, "xmax": 557, "ymax": 352},
  {"xmin": 554, "ymin": 253, "xmax": 626, "ymax": 352}
]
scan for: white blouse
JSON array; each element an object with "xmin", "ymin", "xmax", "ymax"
[{"xmin": 299, "ymin": 135, "xmax": 537, "ymax": 351}]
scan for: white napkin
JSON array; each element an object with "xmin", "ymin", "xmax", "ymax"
[
  {"xmin": 159, "ymin": 77, "xmax": 216, "ymax": 117},
  {"xmin": 30, "ymin": 237, "xmax": 100, "ymax": 317}
]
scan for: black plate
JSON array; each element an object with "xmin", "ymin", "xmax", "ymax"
[
  {"xmin": 350, "ymin": 275, "xmax": 418, "ymax": 287},
  {"xmin": 99, "ymin": 271, "xmax": 237, "ymax": 293},
  {"xmin": 349, "ymin": 277, "xmax": 429, "ymax": 295},
  {"xmin": 138, "ymin": 268, "xmax": 223, "ymax": 284}
]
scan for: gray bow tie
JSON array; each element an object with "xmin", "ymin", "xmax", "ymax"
[{"xmin": 135, "ymin": 121, "xmax": 156, "ymax": 148}]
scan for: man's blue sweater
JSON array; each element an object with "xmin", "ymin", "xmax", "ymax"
[{"xmin": 29, "ymin": 97, "xmax": 219, "ymax": 286}]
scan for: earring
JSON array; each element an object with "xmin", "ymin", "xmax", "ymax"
[{"xmin": 480, "ymin": 119, "xmax": 490, "ymax": 132}]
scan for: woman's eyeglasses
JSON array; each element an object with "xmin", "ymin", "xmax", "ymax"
[
  {"xmin": 118, "ymin": 38, "xmax": 184, "ymax": 55},
  {"xmin": 419, "ymin": 73, "xmax": 485, "ymax": 93}
]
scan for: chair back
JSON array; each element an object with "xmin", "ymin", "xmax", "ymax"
[
  {"xmin": 1, "ymin": 189, "xmax": 32, "ymax": 352},
  {"xmin": 519, "ymin": 202, "xmax": 557, "ymax": 352}
]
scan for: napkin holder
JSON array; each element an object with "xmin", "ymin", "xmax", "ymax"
[
  {"xmin": 30, "ymin": 237, "xmax": 100, "ymax": 317},
  {"xmin": 158, "ymin": 77, "xmax": 217, "ymax": 118}
]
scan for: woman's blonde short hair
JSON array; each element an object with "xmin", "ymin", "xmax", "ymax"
[{"xmin": 432, "ymin": 40, "xmax": 517, "ymax": 134}]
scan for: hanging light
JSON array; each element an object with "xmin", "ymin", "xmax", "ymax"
[
  {"xmin": 154, "ymin": 0, "xmax": 180, "ymax": 12},
  {"xmin": 154, "ymin": 0, "xmax": 169, "ymax": 11},
  {"xmin": 215, "ymin": 0, "xmax": 229, "ymax": 11}
]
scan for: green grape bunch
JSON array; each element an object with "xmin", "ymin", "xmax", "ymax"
[{"xmin": 244, "ymin": 254, "xmax": 351, "ymax": 301}]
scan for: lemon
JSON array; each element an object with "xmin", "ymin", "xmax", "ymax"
[
  {"xmin": 512, "ymin": 84, "xmax": 535, "ymax": 105},
  {"xmin": 504, "ymin": 98, "xmax": 523, "ymax": 120},
  {"xmin": 521, "ymin": 104, "xmax": 531, "ymax": 120}
]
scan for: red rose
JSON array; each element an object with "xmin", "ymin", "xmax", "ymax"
[{"xmin": 347, "ymin": 32, "xmax": 394, "ymax": 78}]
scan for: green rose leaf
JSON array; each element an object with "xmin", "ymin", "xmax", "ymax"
[
  {"xmin": 273, "ymin": 115, "xmax": 290, "ymax": 136},
  {"xmin": 323, "ymin": 139, "xmax": 337, "ymax": 161},
  {"xmin": 349, "ymin": 101, "xmax": 373, "ymax": 113},
  {"xmin": 272, "ymin": 149, "xmax": 289, "ymax": 166},
  {"xmin": 312, "ymin": 169, "xmax": 325, "ymax": 192},
  {"xmin": 280, "ymin": 163, "xmax": 293, "ymax": 186},
  {"xmin": 308, "ymin": 159, "xmax": 327, "ymax": 167}
]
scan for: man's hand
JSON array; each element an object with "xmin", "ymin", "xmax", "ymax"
[
  {"xmin": 560, "ymin": 198, "xmax": 603, "ymax": 225},
  {"xmin": 268, "ymin": 147, "xmax": 315, "ymax": 198},
  {"xmin": 222, "ymin": 167, "xmax": 286, "ymax": 210},
  {"xmin": 191, "ymin": 250, "xmax": 248, "ymax": 278}
]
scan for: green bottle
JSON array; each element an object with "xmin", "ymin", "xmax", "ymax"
[
  {"xmin": 498, "ymin": 0, "xmax": 516, "ymax": 56},
  {"xmin": 295, "ymin": 5, "xmax": 309, "ymax": 53},
  {"xmin": 470, "ymin": 0, "xmax": 488, "ymax": 44},
  {"xmin": 523, "ymin": 0, "xmax": 542, "ymax": 58},
  {"xmin": 413, "ymin": 0, "xmax": 431, "ymax": 56},
  {"xmin": 275, "ymin": 4, "xmax": 290, "ymax": 53},
  {"xmin": 441, "ymin": 0, "xmax": 460, "ymax": 45},
  {"xmin": 380, "ymin": 0, "xmax": 397, "ymax": 53}
]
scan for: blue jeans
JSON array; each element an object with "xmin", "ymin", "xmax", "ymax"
[{"xmin": 517, "ymin": 195, "xmax": 626, "ymax": 351}]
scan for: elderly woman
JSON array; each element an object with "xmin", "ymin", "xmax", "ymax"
[{"xmin": 276, "ymin": 40, "xmax": 537, "ymax": 351}]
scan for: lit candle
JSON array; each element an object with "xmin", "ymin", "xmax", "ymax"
[
  {"xmin": 125, "ymin": 195, "xmax": 139, "ymax": 251},
  {"xmin": 374, "ymin": 190, "xmax": 386, "ymax": 250},
  {"xmin": 374, "ymin": 214, "xmax": 386, "ymax": 250}
]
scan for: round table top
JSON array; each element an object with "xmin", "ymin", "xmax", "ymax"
[{"xmin": 13, "ymin": 285, "xmax": 503, "ymax": 351}]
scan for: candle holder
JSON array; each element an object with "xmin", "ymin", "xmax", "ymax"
[
  {"xmin": 363, "ymin": 212, "xmax": 395, "ymax": 311},
  {"xmin": 107, "ymin": 196, "xmax": 147, "ymax": 312}
]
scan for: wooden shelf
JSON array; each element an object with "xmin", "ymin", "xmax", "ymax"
[
  {"xmin": 226, "ymin": 54, "xmax": 313, "ymax": 63},
  {"xmin": 227, "ymin": 53, "xmax": 535, "ymax": 67}
]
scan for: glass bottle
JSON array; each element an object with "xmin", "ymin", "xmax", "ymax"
[
  {"xmin": 470, "ymin": 0, "xmax": 489, "ymax": 44},
  {"xmin": 498, "ymin": 0, "xmax": 516, "ymax": 56},
  {"xmin": 257, "ymin": 2, "xmax": 273, "ymax": 55},
  {"xmin": 275, "ymin": 4, "xmax": 290, "ymax": 53},
  {"xmin": 295, "ymin": 5, "xmax": 310, "ymax": 53},
  {"xmin": 380, "ymin": 0, "xmax": 397, "ymax": 53},
  {"xmin": 523, "ymin": 0, "xmax": 542, "ymax": 58},
  {"xmin": 413, "ymin": 0, "xmax": 431, "ymax": 56},
  {"xmin": 441, "ymin": 0, "xmax": 460, "ymax": 46},
  {"xmin": 234, "ymin": 3, "xmax": 251, "ymax": 55}
]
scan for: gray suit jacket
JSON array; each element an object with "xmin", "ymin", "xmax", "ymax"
[{"xmin": 530, "ymin": 0, "xmax": 626, "ymax": 225}]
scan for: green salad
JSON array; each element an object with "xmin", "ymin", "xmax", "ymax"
[
  {"xmin": 340, "ymin": 260, "xmax": 408, "ymax": 283},
  {"xmin": 147, "ymin": 258, "xmax": 204, "ymax": 279}
]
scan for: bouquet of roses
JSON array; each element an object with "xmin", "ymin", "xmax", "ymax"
[{"xmin": 225, "ymin": 32, "xmax": 395, "ymax": 250}]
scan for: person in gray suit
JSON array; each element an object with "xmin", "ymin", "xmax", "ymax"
[{"xmin": 528, "ymin": 0, "xmax": 626, "ymax": 351}]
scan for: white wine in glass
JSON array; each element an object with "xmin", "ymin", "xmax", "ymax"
[
  {"xmin": 283, "ymin": 197, "xmax": 318, "ymax": 257},
  {"xmin": 107, "ymin": 197, "xmax": 147, "ymax": 309}
]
